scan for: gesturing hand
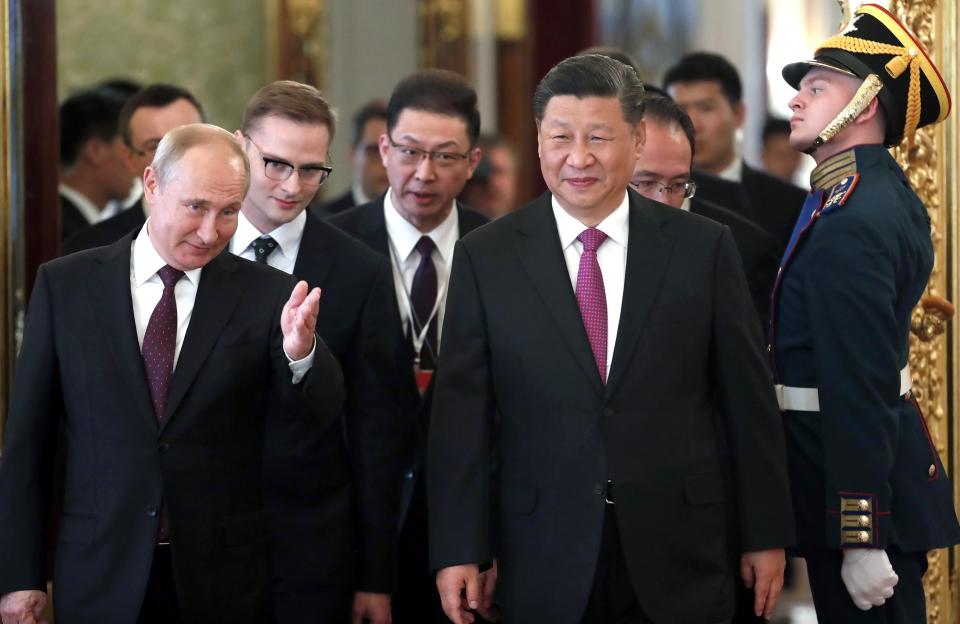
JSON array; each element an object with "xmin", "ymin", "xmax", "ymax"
[{"xmin": 281, "ymin": 280, "xmax": 321, "ymax": 361}]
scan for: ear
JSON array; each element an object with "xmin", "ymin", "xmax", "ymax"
[
  {"xmin": 378, "ymin": 133, "xmax": 390, "ymax": 168},
  {"xmin": 853, "ymin": 97, "xmax": 882, "ymax": 125},
  {"xmin": 633, "ymin": 120, "xmax": 646, "ymax": 158},
  {"xmin": 83, "ymin": 137, "xmax": 108, "ymax": 166},
  {"xmin": 465, "ymin": 147, "xmax": 482, "ymax": 180},
  {"xmin": 535, "ymin": 121, "xmax": 543, "ymax": 160},
  {"xmin": 142, "ymin": 165, "xmax": 160, "ymax": 203},
  {"xmin": 733, "ymin": 102, "xmax": 746, "ymax": 128}
]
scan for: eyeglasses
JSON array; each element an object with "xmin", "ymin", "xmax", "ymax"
[
  {"xmin": 243, "ymin": 134, "xmax": 333, "ymax": 186},
  {"xmin": 630, "ymin": 179, "xmax": 697, "ymax": 199},
  {"xmin": 388, "ymin": 136, "xmax": 472, "ymax": 169}
]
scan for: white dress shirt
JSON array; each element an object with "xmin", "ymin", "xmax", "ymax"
[
  {"xmin": 718, "ymin": 155, "xmax": 743, "ymax": 182},
  {"xmin": 352, "ymin": 183, "xmax": 371, "ymax": 207},
  {"xmin": 132, "ymin": 219, "xmax": 313, "ymax": 381},
  {"xmin": 59, "ymin": 184, "xmax": 100, "ymax": 225},
  {"xmin": 383, "ymin": 189, "xmax": 460, "ymax": 350},
  {"xmin": 229, "ymin": 209, "xmax": 307, "ymax": 275},
  {"xmin": 551, "ymin": 192, "xmax": 629, "ymax": 374},
  {"xmin": 101, "ymin": 178, "xmax": 143, "ymax": 221}
]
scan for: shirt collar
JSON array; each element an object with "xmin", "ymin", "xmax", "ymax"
[
  {"xmin": 551, "ymin": 191, "xmax": 630, "ymax": 250},
  {"xmin": 717, "ymin": 155, "xmax": 743, "ymax": 182},
  {"xmin": 59, "ymin": 184, "xmax": 100, "ymax": 225},
  {"xmin": 383, "ymin": 188, "xmax": 460, "ymax": 263},
  {"xmin": 230, "ymin": 209, "xmax": 307, "ymax": 259},
  {"xmin": 352, "ymin": 183, "xmax": 371, "ymax": 206},
  {"xmin": 133, "ymin": 218, "xmax": 202, "ymax": 287}
]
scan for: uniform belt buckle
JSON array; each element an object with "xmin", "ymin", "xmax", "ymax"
[{"xmin": 605, "ymin": 479, "xmax": 615, "ymax": 505}]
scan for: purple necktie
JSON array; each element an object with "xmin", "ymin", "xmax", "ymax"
[
  {"xmin": 142, "ymin": 264, "xmax": 184, "ymax": 423},
  {"xmin": 576, "ymin": 228, "xmax": 608, "ymax": 383},
  {"xmin": 411, "ymin": 236, "xmax": 438, "ymax": 369}
]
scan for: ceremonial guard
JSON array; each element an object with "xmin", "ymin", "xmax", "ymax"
[{"xmin": 773, "ymin": 4, "xmax": 960, "ymax": 622}]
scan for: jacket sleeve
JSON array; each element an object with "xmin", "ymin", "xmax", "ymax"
[
  {"xmin": 711, "ymin": 227, "xmax": 796, "ymax": 552},
  {"xmin": 0, "ymin": 265, "xmax": 63, "ymax": 592}
]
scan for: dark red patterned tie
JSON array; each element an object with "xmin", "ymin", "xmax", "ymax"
[
  {"xmin": 142, "ymin": 265, "xmax": 182, "ymax": 543},
  {"xmin": 576, "ymin": 228, "xmax": 608, "ymax": 383},
  {"xmin": 142, "ymin": 265, "xmax": 184, "ymax": 422}
]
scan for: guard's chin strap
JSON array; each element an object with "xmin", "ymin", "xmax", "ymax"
[{"xmin": 804, "ymin": 74, "xmax": 885, "ymax": 154}]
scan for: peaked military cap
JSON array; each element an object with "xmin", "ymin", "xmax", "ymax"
[{"xmin": 783, "ymin": 3, "xmax": 951, "ymax": 146}]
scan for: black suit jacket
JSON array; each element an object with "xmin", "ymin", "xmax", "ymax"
[
  {"xmin": 328, "ymin": 191, "xmax": 488, "ymax": 454},
  {"xmin": 321, "ymin": 190, "xmax": 359, "ymax": 216},
  {"xmin": 63, "ymin": 199, "xmax": 146, "ymax": 254},
  {"xmin": 690, "ymin": 197, "xmax": 780, "ymax": 331},
  {"xmin": 60, "ymin": 193, "xmax": 91, "ymax": 242},
  {"xmin": 263, "ymin": 211, "xmax": 404, "ymax": 597},
  {"xmin": 428, "ymin": 190, "xmax": 794, "ymax": 623},
  {"xmin": 694, "ymin": 165, "xmax": 806, "ymax": 252},
  {"xmin": 0, "ymin": 235, "xmax": 344, "ymax": 623}
]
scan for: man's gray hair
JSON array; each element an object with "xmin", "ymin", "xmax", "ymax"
[
  {"xmin": 534, "ymin": 54, "xmax": 645, "ymax": 126},
  {"xmin": 152, "ymin": 123, "xmax": 250, "ymax": 194}
]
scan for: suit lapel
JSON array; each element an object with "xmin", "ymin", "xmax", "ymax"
[
  {"xmin": 605, "ymin": 195, "xmax": 672, "ymax": 397},
  {"xmin": 516, "ymin": 196, "xmax": 604, "ymax": 396},
  {"xmin": 162, "ymin": 252, "xmax": 245, "ymax": 430},
  {"xmin": 293, "ymin": 213, "xmax": 336, "ymax": 287},
  {"xmin": 355, "ymin": 197, "xmax": 391, "ymax": 256},
  {"xmin": 92, "ymin": 235, "xmax": 159, "ymax": 432}
]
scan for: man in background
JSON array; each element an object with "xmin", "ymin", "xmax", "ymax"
[
  {"xmin": 329, "ymin": 69, "xmax": 487, "ymax": 623},
  {"xmin": 761, "ymin": 117, "xmax": 804, "ymax": 184},
  {"xmin": 58, "ymin": 87, "xmax": 132, "ymax": 241},
  {"xmin": 64, "ymin": 83, "xmax": 204, "ymax": 254},
  {"xmin": 321, "ymin": 98, "xmax": 390, "ymax": 216},
  {"xmin": 458, "ymin": 133, "xmax": 518, "ymax": 219},
  {"xmin": 663, "ymin": 52, "xmax": 806, "ymax": 248},
  {"xmin": 230, "ymin": 80, "xmax": 399, "ymax": 624},
  {"xmin": 631, "ymin": 94, "xmax": 779, "ymax": 331}
]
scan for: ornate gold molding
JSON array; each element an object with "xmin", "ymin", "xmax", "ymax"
[{"xmin": 891, "ymin": 0, "xmax": 958, "ymax": 622}]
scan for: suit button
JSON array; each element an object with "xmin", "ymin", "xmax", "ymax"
[
  {"xmin": 158, "ymin": 442, "xmax": 170, "ymax": 453},
  {"xmin": 929, "ymin": 464, "xmax": 936, "ymax": 477},
  {"xmin": 603, "ymin": 408, "xmax": 614, "ymax": 417},
  {"xmin": 594, "ymin": 483, "xmax": 604, "ymax": 496},
  {"xmin": 147, "ymin": 506, "xmax": 158, "ymax": 517},
  {"xmin": 858, "ymin": 531, "xmax": 869, "ymax": 542}
]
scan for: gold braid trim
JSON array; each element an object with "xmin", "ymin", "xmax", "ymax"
[
  {"xmin": 818, "ymin": 35, "xmax": 922, "ymax": 143},
  {"xmin": 806, "ymin": 74, "xmax": 885, "ymax": 154}
]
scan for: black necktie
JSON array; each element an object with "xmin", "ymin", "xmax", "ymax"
[
  {"xmin": 410, "ymin": 236, "xmax": 438, "ymax": 369},
  {"xmin": 252, "ymin": 236, "xmax": 279, "ymax": 264}
]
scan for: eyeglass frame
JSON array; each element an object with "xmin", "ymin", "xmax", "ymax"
[
  {"xmin": 242, "ymin": 133, "xmax": 334, "ymax": 186},
  {"xmin": 630, "ymin": 178, "xmax": 697, "ymax": 199},
  {"xmin": 387, "ymin": 135, "xmax": 474, "ymax": 168},
  {"xmin": 127, "ymin": 138, "xmax": 162, "ymax": 158}
]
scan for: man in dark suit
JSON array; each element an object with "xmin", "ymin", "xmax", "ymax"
[
  {"xmin": 64, "ymin": 84, "xmax": 205, "ymax": 254},
  {"xmin": 228, "ymin": 80, "xmax": 401, "ymax": 623},
  {"xmin": 0, "ymin": 124, "xmax": 344, "ymax": 624},
  {"xmin": 428, "ymin": 54, "xmax": 795, "ymax": 624},
  {"xmin": 663, "ymin": 52, "xmax": 806, "ymax": 248},
  {"xmin": 773, "ymin": 7, "xmax": 960, "ymax": 622},
  {"xmin": 58, "ymin": 87, "xmax": 133, "ymax": 241},
  {"xmin": 328, "ymin": 69, "xmax": 488, "ymax": 623},
  {"xmin": 630, "ymin": 94, "xmax": 780, "ymax": 332},
  {"xmin": 319, "ymin": 98, "xmax": 390, "ymax": 217}
]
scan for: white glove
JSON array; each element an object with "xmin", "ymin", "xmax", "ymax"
[{"xmin": 840, "ymin": 549, "xmax": 898, "ymax": 610}]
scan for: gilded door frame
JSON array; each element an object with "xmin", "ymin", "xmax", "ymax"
[{"xmin": 891, "ymin": 0, "xmax": 960, "ymax": 621}]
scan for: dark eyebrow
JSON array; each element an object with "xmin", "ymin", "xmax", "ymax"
[
  {"xmin": 261, "ymin": 152, "xmax": 327, "ymax": 169},
  {"xmin": 395, "ymin": 135, "xmax": 463, "ymax": 151},
  {"xmin": 183, "ymin": 198, "xmax": 211, "ymax": 207}
]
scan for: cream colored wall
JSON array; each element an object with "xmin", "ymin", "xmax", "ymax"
[{"xmin": 57, "ymin": 0, "xmax": 267, "ymax": 131}]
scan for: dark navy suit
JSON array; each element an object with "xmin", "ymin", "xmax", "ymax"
[{"xmin": 771, "ymin": 144, "xmax": 960, "ymax": 622}]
